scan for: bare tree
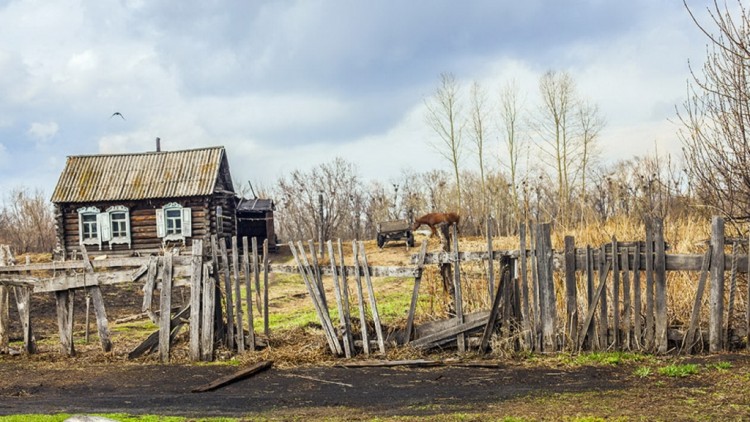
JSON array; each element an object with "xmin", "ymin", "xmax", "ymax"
[
  {"xmin": 469, "ymin": 81, "xmax": 491, "ymax": 220},
  {"xmin": 498, "ymin": 79, "xmax": 526, "ymax": 224},
  {"xmin": 678, "ymin": 0, "xmax": 750, "ymax": 219},
  {"xmin": 425, "ymin": 72, "xmax": 465, "ymax": 211},
  {"xmin": 0, "ymin": 187, "xmax": 55, "ymax": 254}
]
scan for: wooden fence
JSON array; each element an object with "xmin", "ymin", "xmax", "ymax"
[{"xmin": 1, "ymin": 216, "xmax": 749, "ymax": 361}]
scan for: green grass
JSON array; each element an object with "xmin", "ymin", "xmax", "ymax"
[
  {"xmin": 634, "ymin": 366, "xmax": 652, "ymax": 378},
  {"xmin": 568, "ymin": 351, "xmax": 644, "ymax": 366},
  {"xmin": 659, "ymin": 363, "xmax": 699, "ymax": 377},
  {"xmin": 710, "ymin": 361, "xmax": 732, "ymax": 371}
]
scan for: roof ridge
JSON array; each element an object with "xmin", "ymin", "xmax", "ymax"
[{"xmin": 67, "ymin": 146, "xmax": 225, "ymax": 159}]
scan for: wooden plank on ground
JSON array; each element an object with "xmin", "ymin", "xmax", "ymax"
[
  {"xmin": 410, "ymin": 316, "xmax": 488, "ymax": 349},
  {"xmin": 338, "ymin": 359, "xmax": 442, "ymax": 368},
  {"xmin": 192, "ymin": 360, "xmax": 273, "ymax": 393}
]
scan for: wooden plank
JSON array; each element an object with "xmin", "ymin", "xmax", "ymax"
[
  {"xmin": 191, "ymin": 360, "xmax": 273, "ymax": 393},
  {"xmin": 189, "ymin": 239, "xmax": 203, "ymax": 361},
  {"xmin": 645, "ymin": 222, "xmax": 655, "ymax": 351},
  {"xmin": 577, "ymin": 259, "xmax": 611, "ymax": 351},
  {"xmin": 450, "ymin": 225, "xmax": 465, "ymax": 352},
  {"xmin": 296, "ymin": 240, "xmax": 341, "ymax": 355},
  {"xmin": 633, "ymin": 242, "xmax": 644, "ymax": 350},
  {"xmin": 352, "ymin": 241, "xmax": 369, "ymax": 355},
  {"xmin": 536, "ymin": 224, "xmax": 556, "ymax": 352},
  {"xmin": 232, "ymin": 237, "xmax": 245, "ymax": 353},
  {"xmin": 598, "ymin": 244, "xmax": 608, "ymax": 350},
  {"xmin": 411, "ymin": 316, "xmax": 488, "ymax": 349},
  {"xmin": 263, "ymin": 239, "xmax": 270, "ymax": 337},
  {"xmin": 242, "ymin": 237, "xmax": 256, "ymax": 351},
  {"xmin": 709, "ymin": 216, "xmax": 725, "ymax": 353},
  {"xmin": 726, "ymin": 241, "xmax": 738, "ymax": 347},
  {"xmin": 128, "ymin": 305, "xmax": 190, "ymax": 359},
  {"xmin": 80, "ymin": 246, "xmax": 112, "ymax": 352},
  {"xmin": 327, "ymin": 240, "xmax": 351, "ymax": 358},
  {"xmin": 653, "ymin": 218, "xmax": 668, "ymax": 353},
  {"xmin": 201, "ymin": 269, "xmax": 216, "ymax": 361},
  {"xmin": 633, "ymin": 242, "xmax": 643, "ymax": 350},
  {"xmin": 159, "ymin": 252, "xmax": 173, "ymax": 363},
  {"xmin": 486, "ymin": 218, "xmax": 495, "ymax": 302},
  {"xmin": 55, "ymin": 289, "xmax": 75, "ymax": 356},
  {"xmin": 142, "ymin": 256, "xmax": 158, "ymax": 323},
  {"xmin": 0, "ymin": 286, "xmax": 7, "ymax": 353},
  {"xmin": 359, "ymin": 241, "xmax": 385, "ymax": 354},
  {"xmin": 612, "ymin": 237, "xmax": 620, "ymax": 350},
  {"xmin": 289, "ymin": 242, "xmax": 341, "ymax": 356},
  {"xmin": 220, "ymin": 239, "xmax": 235, "ymax": 351},
  {"xmin": 519, "ymin": 222, "xmax": 532, "ymax": 350},
  {"xmin": 682, "ymin": 247, "xmax": 712, "ymax": 354},
  {"xmin": 481, "ymin": 257, "xmax": 509, "ymax": 353},
  {"xmin": 564, "ymin": 236, "xmax": 577, "ymax": 350},
  {"xmin": 0, "ymin": 255, "xmax": 194, "ymax": 273},
  {"xmin": 309, "ymin": 240, "xmax": 327, "ymax": 310},
  {"xmin": 252, "ymin": 237, "xmax": 262, "ymax": 315},
  {"xmin": 13, "ymin": 286, "xmax": 36, "ymax": 353},
  {"xmin": 337, "ymin": 239, "xmax": 354, "ymax": 354},
  {"xmin": 622, "ymin": 246, "xmax": 632, "ymax": 350},
  {"xmin": 404, "ymin": 240, "xmax": 428, "ymax": 344},
  {"xmin": 585, "ymin": 246, "xmax": 595, "ymax": 350}
]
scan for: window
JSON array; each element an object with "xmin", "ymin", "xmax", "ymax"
[
  {"xmin": 102, "ymin": 205, "xmax": 132, "ymax": 249},
  {"xmin": 78, "ymin": 206, "xmax": 132, "ymax": 250},
  {"xmin": 156, "ymin": 202, "xmax": 192, "ymax": 242},
  {"xmin": 77, "ymin": 206, "xmax": 101, "ymax": 249}
]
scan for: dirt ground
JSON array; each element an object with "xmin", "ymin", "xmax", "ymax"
[{"xmin": 1, "ymin": 353, "xmax": 750, "ymax": 420}]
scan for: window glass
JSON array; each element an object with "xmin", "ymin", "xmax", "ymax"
[
  {"xmin": 111, "ymin": 212, "xmax": 127, "ymax": 238},
  {"xmin": 81, "ymin": 213, "xmax": 98, "ymax": 240}
]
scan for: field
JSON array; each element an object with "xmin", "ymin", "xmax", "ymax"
[{"xmin": 1, "ymin": 229, "xmax": 750, "ymax": 420}]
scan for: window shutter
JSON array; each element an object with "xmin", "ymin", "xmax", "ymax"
[
  {"xmin": 182, "ymin": 207, "xmax": 192, "ymax": 237},
  {"xmin": 156, "ymin": 209, "xmax": 165, "ymax": 238},
  {"xmin": 98, "ymin": 212, "xmax": 111, "ymax": 242}
]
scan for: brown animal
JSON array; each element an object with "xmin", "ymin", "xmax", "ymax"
[{"xmin": 412, "ymin": 212, "xmax": 460, "ymax": 237}]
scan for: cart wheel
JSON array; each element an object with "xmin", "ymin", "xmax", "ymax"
[
  {"xmin": 377, "ymin": 234, "xmax": 385, "ymax": 248},
  {"xmin": 406, "ymin": 231, "xmax": 415, "ymax": 247}
]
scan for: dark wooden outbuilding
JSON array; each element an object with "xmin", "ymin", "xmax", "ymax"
[
  {"xmin": 50, "ymin": 146, "xmax": 236, "ymax": 259},
  {"xmin": 236, "ymin": 198, "xmax": 276, "ymax": 250}
]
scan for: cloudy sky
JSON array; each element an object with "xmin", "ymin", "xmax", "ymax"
[{"xmin": 0, "ymin": 0, "xmax": 715, "ymax": 199}]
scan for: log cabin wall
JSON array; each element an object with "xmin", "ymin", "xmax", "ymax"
[{"xmin": 59, "ymin": 196, "xmax": 222, "ymax": 258}]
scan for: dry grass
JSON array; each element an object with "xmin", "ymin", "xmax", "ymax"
[{"xmin": 6, "ymin": 215, "xmax": 749, "ymax": 367}]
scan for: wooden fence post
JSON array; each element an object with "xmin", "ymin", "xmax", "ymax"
[
  {"xmin": 632, "ymin": 242, "xmax": 642, "ymax": 350},
  {"xmin": 263, "ymin": 239, "xmax": 270, "ymax": 337},
  {"xmin": 201, "ymin": 266, "xmax": 216, "ymax": 362},
  {"xmin": 683, "ymin": 247, "xmax": 712, "ymax": 354},
  {"xmin": 612, "ymin": 237, "xmax": 621, "ymax": 350},
  {"xmin": 80, "ymin": 246, "xmax": 112, "ymax": 352},
  {"xmin": 598, "ymin": 244, "xmax": 608, "ymax": 349},
  {"xmin": 405, "ymin": 240, "xmax": 428, "ymax": 344},
  {"xmin": 189, "ymin": 239, "xmax": 203, "ymax": 361},
  {"xmin": 450, "ymin": 225, "xmax": 465, "ymax": 352},
  {"xmin": 336, "ymin": 239, "xmax": 354, "ymax": 352},
  {"xmin": 352, "ymin": 241, "xmax": 369, "ymax": 355},
  {"xmin": 219, "ymin": 239, "xmax": 235, "ymax": 351},
  {"xmin": 518, "ymin": 222, "xmax": 532, "ymax": 350},
  {"xmin": 585, "ymin": 246, "xmax": 595, "ymax": 350},
  {"xmin": 487, "ymin": 218, "xmax": 495, "ymax": 303},
  {"xmin": 653, "ymin": 218, "xmax": 668, "ymax": 353},
  {"xmin": 709, "ymin": 216, "xmax": 725, "ymax": 352},
  {"xmin": 242, "ymin": 237, "xmax": 256, "ymax": 351},
  {"xmin": 622, "ymin": 246, "xmax": 632, "ymax": 350},
  {"xmin": 564, "ymin": 236, "xmax": 577, "ymax": 350},
  {"xmin": 536, "ymin": 223, "xmax": 556, "ymax": 352},
  {"xmin": 726, "ymin": 241, "xmax": 739, "ymax": 347},
  {"xmin": 231, "ymin": 236, "xmax": 245, "ymax": 352},
  {"xmin": 644, "ymin": 221, "xmax": 655, "ymax": 351},
  {"xmin": 56, "ymin": 289, "xmax": 75, "ymax": 356},
  {"xmin": 159, "ymin": 252, "xmax": 173, "ymax": 363},
  {"xmin": 0, "ymin": 285, "xmax": 7, "ymax": 354},
  {"xmin": 327, "ymin": 240, "xmax": 351, "ymax": 357}
]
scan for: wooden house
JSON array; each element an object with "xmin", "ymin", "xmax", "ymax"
[{"xmin": 50, "ymin": 146, "xmax": 236, "ymax": 259}]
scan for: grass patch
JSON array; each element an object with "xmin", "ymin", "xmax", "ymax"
[
  {"xmin": 634, "ymin": 366, "xmax": 652, "ymax": 378},
  {"xmin": 710, "ymin": 361, "xmax": 732, "ymax": 371},
  {"xmin": 659, "ymin": 363, "xmax": 699, "ymax": 377},
  {"xmin": 570, "ymin": 351, "xmax": 644, "ymax": 366},
  {"xmin": 0, "ymin": 415, "xmax": 217, "ymax": 422}
]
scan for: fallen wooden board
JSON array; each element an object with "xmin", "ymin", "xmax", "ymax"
[
  {"xmin": 337, "ymin": 359, "xmax": 443, "ymax": 368},
  {"xmin": 192, "ymin": 360, "xmax": 273, "ymax": 393}
]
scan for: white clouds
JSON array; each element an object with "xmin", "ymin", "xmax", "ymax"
[{"xmin": 27, "ymin": 121, "xmax": 59, "ymax": 143}]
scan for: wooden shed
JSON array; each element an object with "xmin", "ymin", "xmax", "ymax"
[
  {"xmin": 236, "ymin": 197, "xmax": 276, "ymax": 250},
  {"xmin": 50, "ymin": 146, "xmax": 236, "ymax": 259}
]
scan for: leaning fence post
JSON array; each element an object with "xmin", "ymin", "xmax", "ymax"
[{"xmin": 709, "ymin": 216, "xmax": 725, "ymax": 352}]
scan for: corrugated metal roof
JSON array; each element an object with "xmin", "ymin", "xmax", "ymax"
[
  {"xmin": 51, "ymin": 147, "xmax": 228, "ymax": 203},
  {"xmin": 237, "ymin": 198, "xmax": 274, "ymax": 212}
]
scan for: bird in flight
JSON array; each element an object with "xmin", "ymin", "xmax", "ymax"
[{"xmin": 110, "ymin": 112, "xmax": 125, "ymax": 120}]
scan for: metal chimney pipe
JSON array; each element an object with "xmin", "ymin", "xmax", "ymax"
[{"xmin": 156, "ymin": 137, "xmax": 161, "ymax": 152}]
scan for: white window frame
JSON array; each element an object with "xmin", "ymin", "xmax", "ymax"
[
  {"xmin": 105, "ymin": 205, "xmax": 131, "ymax": 249},
  {"xmin": 77, "ymin": 206, "xmax": 102, "ymax": 250},
  {"xmin": 156, "ymin": 202, "xmax": 192, "ymax": 242}
]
